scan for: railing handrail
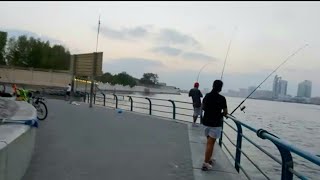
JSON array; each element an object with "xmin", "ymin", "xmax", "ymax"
[
  {"xmin": 226, "ymin": 114, "xmax": 320, "ymax": 166},
  {"xmin": 128, "ymin": 95, "xmax": 175, "ymax": 102}
]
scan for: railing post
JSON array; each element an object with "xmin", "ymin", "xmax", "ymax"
[
  {"xmin": 113, "ymin": 94, "xmax": 118, "ymax": 109},
  {"xmin": 101, "ymin": 93, "xmax": 106, "ymax": 106},
  {"xmin": 219, "ymin": 121, "xmax": 224, "ymax": 147},
  {"xmin": 93, "ymin": 93, "xmax": 96, "ymax": 104},
  {"xmin": 168, "ymin": 100, "xmax": 176, "ymax": 119},
  {"xmin": 257, "ymin": 129, "xmax": 293, "ymax": 180},
  {"xmin": 128, "ymin": 96, "xmax": 133, "ymax": 111},
  {"xmin": 145, "ymin": 97, "xmax": 152, "ymax": 115},
  {"xmin": 234, "ymin": 121, "xmax": 243, "ymax": 173}
]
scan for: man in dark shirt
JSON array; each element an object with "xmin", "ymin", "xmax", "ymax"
[
  {"xmin": 201, "ymin": 80, "xmax": 228, "ymax": 171},
  {"xmin": 189, "ymin": 82, "xmax": 203, "ymax": 126}
]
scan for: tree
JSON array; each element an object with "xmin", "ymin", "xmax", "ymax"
[
  {"xmin": 5, "ymin": 37, "xmax": 18, "ymax": 66},
  {"xmin": 95, "ymin": 72, "xmax": 137, "ymax": 87},
  {"xmin": 140, "ymin": 73, "xmax": 159, "ymax": 85},
  {"xmin": 0, "ymin": 31, "xmax": 7, "ymax": 65},
  {"xmin": 112, "ymin": 72, "xmax": 137, "ymax": 87},
  {"xmin": 95, "ymin": 72, "xmax": 113, "ymax": 83},
  {"xmin": 3, "ymin": 32, "xmax": 70, "ymax": 70}
]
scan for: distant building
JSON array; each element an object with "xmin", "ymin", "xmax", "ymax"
[
  {"xmin": 248, "ymin": 86, "xmax": 255, "ymax": 95},
  {"xmin": 272, "ymin": 75, "xmax": 288, "ymax": 99},
  {"xmin": 297, "ymin": 80, "xmax": 312, "ymax": 98},
  {"xmin": 310, "ymin": 97, "xmax": 320, "ymax": 105},
  {"xmin": 278, "ymin": 79, "xmax": 288, "ymax": 97},
  {"xmin": 251, "ymin": 90, "xmax": 273, "ymax": 100},
  {"xmin": 226, "ymin": 89, "xmax": 239, "ymax": 97},
  {"xmin": 158, "ymin": 82, "xmax": 167, "ymax": 86},
  {"xmin": 239, "ymin": 88, "xmax": 248, "ymax": 97},
  {"xmin": 273, "ymin": 75, "xmax": 280, "ymax": 99}
]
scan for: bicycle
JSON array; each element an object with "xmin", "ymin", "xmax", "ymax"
[
  {"xmin": 27, "ymin": 91, "xmax": 48, "ymax": 121},
  {"xmin": 30, "ymin": 95, "xmax": 48, "ymax": 121},
  {"xmin": 21, "ymin": 90, "xmax": 48, "ymax": 121}
]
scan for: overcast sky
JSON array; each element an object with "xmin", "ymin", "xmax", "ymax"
[{"xmin": 1, "ymin": 1, "xmax": 319, "ymax": 96}]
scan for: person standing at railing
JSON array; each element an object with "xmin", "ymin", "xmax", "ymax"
[
  {"xmin": 189, "ymin": 82, "xmax": 203, "ymax": 127},
  {"xmin": 201, "ymin": 80, "xmax": 228, "ymax": 171}
]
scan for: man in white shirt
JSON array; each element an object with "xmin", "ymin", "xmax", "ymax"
[{"xmin": 66, "ymin": 84, "xmax": 71, "ymax": 101}]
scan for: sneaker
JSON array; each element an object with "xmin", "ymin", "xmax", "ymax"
[
  {"xmin": 201, "ymin": 162, "xmax": 212, "ymax": 171},
  {"xmin": 192, "ymin": 123, "xmax": 199, "ymax": 127},
  {"xmin": 208, "ymin": 158, "xmax": 216, "ymax": 165}
]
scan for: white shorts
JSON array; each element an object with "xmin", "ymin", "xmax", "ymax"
[
  {"xmin": 193, "ymin": 107, "xmax": 201, "ymax": 117},
  {"xmin": 205, "ymin": 126, "xmax": 222, "ymax": 139}
]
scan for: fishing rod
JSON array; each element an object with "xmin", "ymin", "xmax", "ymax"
[
  {"xmin": 95, "ymin": 14, "xmax": 101, "ymax": 52},
  {"xmin": 196, "ymin": 27, "xmax": 237, "ymax": 83},
  {"xmin": 221, "ymin": 26, "xmax": 237, "ymax": 80},
  {"xmin": 230, "ymin": 43, "xmax": 309, "ymax": 115},
  {"xmin": 196, "ymin": 62, "xmax": 211, "ymax": 82}
]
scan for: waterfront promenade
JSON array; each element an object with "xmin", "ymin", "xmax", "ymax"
[{"xmin": 22, "ymin": 99, "xmax": 238, "ymax": 180}]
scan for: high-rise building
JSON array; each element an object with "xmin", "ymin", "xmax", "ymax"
[
  {"xmin": 279, "ymin": 80, "xmax": 288, "ymax": 96},
  {"xmin": 273, "ymin": 75, "xmax": 280, "ymax": 98},
  {"xmin": 297, "ymin": 80, "xmax": 312, "ymax": 98},
  {"xmin": 272, "ymin": 75, "xmax": 287, "ymax": 99}
]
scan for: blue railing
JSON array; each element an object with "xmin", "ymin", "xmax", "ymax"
[{"xmin": 84, "ymin": 92, "xmax": 320, "ymax": 180}]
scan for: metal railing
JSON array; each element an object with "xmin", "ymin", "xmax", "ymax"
[{"xmin": 84, "ymin": 92, "xmax": 320, "ymax": 180}]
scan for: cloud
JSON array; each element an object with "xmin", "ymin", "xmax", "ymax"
[
  {"xmin": 150, "ymin": 46, "xmax": 216, "ymax": 62},
  {"xmin": 100, "ymin": 26, "xmax": 148, "ymax": 40},
  {"xmin": 99, "ymin": 25, "xmax": 200, "ymax": 48},
  {"xmin": 103, "ymin": 57, "xmax": 165, "ymax": 78},
  {"xmin": 1, "ymin": 29, "xmax": 64, "ymax": 45},
  {"xmin": 157, "ymin": 28, "xmax": 199, "ymax": 46},
  {"xmin": 151, "ymin": 46, "xmax": 182, "ymax": 56},
  {"xmin": 181, "ymin": 52, "xmax": 216, "ymax": 61}
]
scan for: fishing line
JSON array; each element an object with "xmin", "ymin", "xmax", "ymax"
[
  {"xmin": 230, "ymin": 43, "xmax": 309, "ymax": 115},
  {"xmin": 221, "ymin": 26, "xmax": 237, "ymax": 80},
  {"xmin": 196, "ymin": 26, "xmax": 237, "ymax": 83}
]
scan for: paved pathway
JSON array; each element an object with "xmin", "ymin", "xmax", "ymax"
[{"xmin": 23, "ymin": 99, "xmax": 239, "ymax": 180}]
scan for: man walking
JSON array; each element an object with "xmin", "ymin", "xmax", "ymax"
[
  {"xmin": 66, "ymin": 83, "xmax": 71, "ymax": 101},
  {"xmin": 201, "ymin": 80, "xmax": 228, "ymax": 171},
  {"xmin": 189, "ymin": 82, "xmax": 203, "ymax": 126}
]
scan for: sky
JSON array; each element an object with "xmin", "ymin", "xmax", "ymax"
[{"xmin": 1, "ymin": 1, "xmax": 320, "ymax": 96}]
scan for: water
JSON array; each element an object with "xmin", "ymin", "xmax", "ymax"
[{"xmin": 96, "ymin": 92, "xmax": 320, "ymax": 179}]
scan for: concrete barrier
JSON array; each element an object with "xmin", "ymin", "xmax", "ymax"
[{"xmin": 0, "ymin": 100, "xmax": 37, "ymax": 180}]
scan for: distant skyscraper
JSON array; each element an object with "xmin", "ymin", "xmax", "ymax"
[
  {"xmin": 297, "ymin": 80, "xmax": 312, "ymax": 98},
  {"xmin": 279, "ymin": 80, "xmax": 288, "ymax": 96},
  {"xmin": 273, "ymin": 75, "xmax": 280, "ymax": 98},
  {"xmin": 272, "ymin": 75, "xmax": 288, "ymax": 99}
]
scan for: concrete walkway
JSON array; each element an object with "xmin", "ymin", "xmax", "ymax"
[{"xmin": 22, "ymin": 99, "xmax": 239, "ymax": 180}]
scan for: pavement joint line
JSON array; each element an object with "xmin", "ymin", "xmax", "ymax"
[
  {"xmin": 193, "ymin": 167, "xmax": 239, "ymax": 174},
  {"xmin": 189, "ymin": 141, "xmax": 206, "ymax": 144}
]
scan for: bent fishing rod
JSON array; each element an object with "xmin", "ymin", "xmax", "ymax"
[
  {"xmin": 221, "ymin": 26, "xmax": 237, "ymax": 80},
  {"xmin": 230, "ymin": 43, "xmax": 309, "ymax": 115},
  {"xmin": 196, "ymin": 26, "xmax": 237, "ymax": 82}
]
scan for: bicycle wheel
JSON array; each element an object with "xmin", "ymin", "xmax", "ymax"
[{"xmin": 35, "ymin": 101, "xmax": 48, "ymax": 120}]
